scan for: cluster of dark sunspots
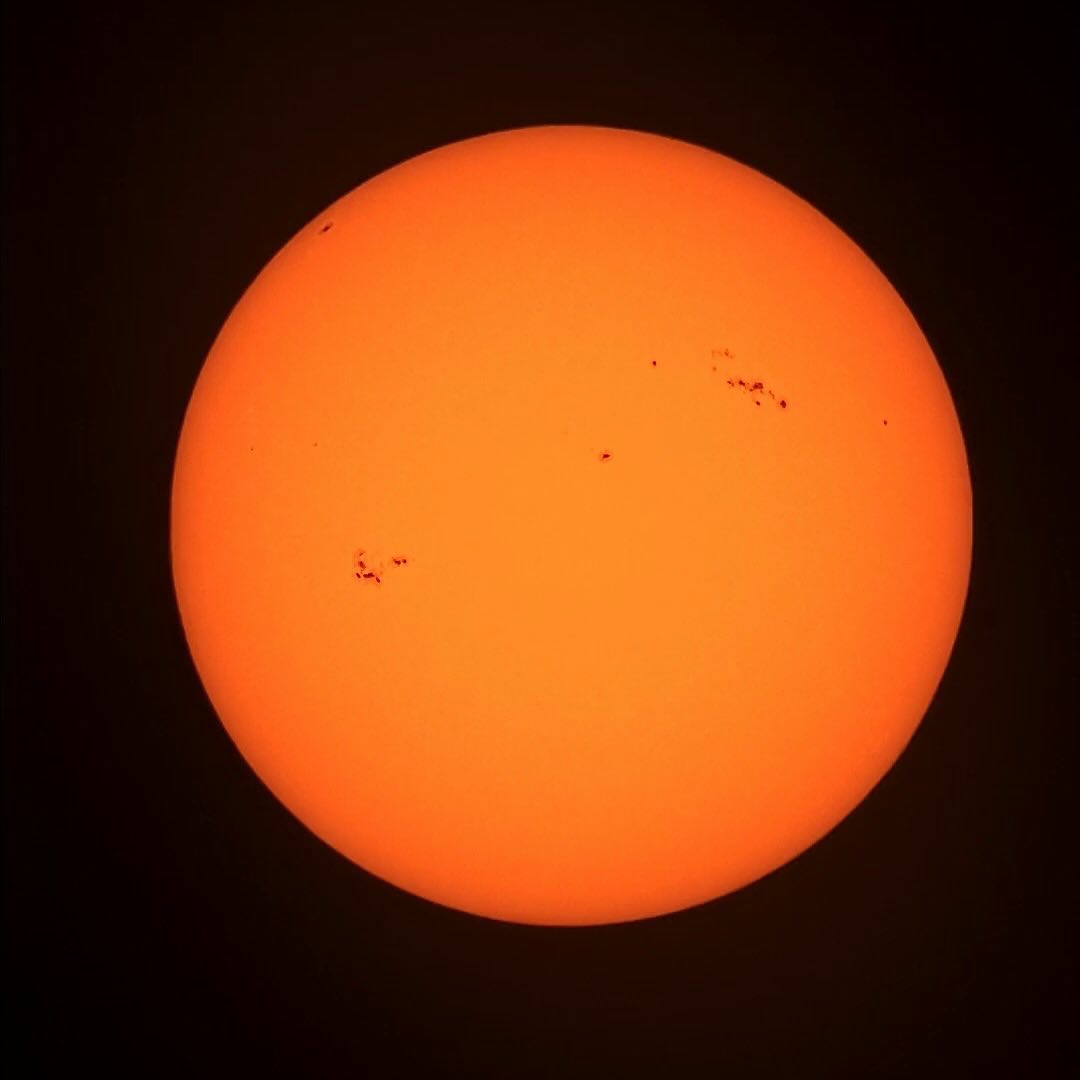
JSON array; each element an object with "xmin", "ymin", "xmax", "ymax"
[
  {"xmin": 650, "ymin": 349, "xmax": 789, "ymax": 411},
  {"xmin": 353, "ymin": 549, "xmax": 409, "ymax": 585},
  {"xmin": 588, "ymin": 350, "xmax": 793, "ymax": 466},
  {"xmin": 723, "ymin": 376, "xmax": 787, "ymax": 409}
]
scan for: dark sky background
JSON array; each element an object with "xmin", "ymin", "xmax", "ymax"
[{"xmin": 3, "ymin": 3, "xmax": 1074, "ymax": 1076}]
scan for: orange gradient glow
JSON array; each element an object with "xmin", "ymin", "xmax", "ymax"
[{"xmin": 171, "ymin": 126, "xmax": 972, "ymax": 926}]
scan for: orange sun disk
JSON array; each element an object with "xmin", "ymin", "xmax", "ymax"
[{"xmin": 171, "ymin": 126, "xmax": 972, "ymax": 926}]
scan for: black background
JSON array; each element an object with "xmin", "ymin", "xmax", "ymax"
[{"xmin": 3, "ymin": 3, "xmax": 1074, "ymax": 1076}]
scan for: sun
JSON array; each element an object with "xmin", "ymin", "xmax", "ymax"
[{"xmin": 170, "ymin": 125, "xmax": 972, "ymax": 926}]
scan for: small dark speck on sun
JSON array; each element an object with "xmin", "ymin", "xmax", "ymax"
[
  {"xmin": 319, "ymin": 222, "xmax": 333, "ymax": 234},
  {"xmin": 884, "ymin": 419, "xmax": 888, "ymax": 426},
  {"xmin": 650, "ymin": 359, "xmax": 657, "ymax": 367},
  {"xmin": 599, "ymin": 451, "xmax": 612, "ymax": 461}
]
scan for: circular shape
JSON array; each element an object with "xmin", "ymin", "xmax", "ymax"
[{"xmin": 171, "ymin": 125, "xmax": 972, "ymax": 926}]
